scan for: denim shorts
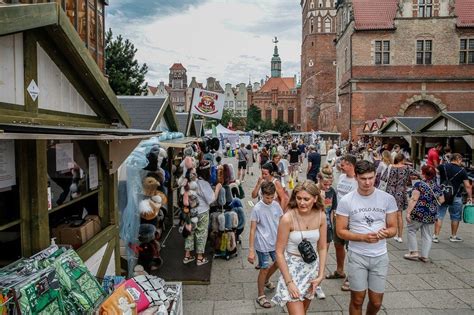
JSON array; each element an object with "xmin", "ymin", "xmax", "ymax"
[
  {"xmin": 256, "ymin": 250, "xmax": 276, "ymax": 269},
  {"xmin": 347, "ymin": 251, "xmax": 389, "ymax": 293},
  {"xmin": 437, "ymin": 196, "xmax": 463, "ymax": 222}
]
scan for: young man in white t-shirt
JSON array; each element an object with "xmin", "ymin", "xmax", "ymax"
[
  {"xmin": 336, "ymin": 160, "xmax": 398, "ymax": 315},
  {"xmin": 327, "ymin": 155, "xmax": 358, "ymax": 288},
  {"xmin": 248, "ymin": 181, "xmax": 283, "ymax": 309}
]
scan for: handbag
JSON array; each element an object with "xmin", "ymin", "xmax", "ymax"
[
  {"xmin": 463, "ymin": 204, "xmax": 474, "ymax": 224},
  {"xmin": 293, "ymin": 212, "xmax": 317, "ymax": 264}
]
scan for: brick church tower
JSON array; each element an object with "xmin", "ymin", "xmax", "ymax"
[{"xmin": 300, "ymin": 0, "xmax": 337, "ymax": 131}]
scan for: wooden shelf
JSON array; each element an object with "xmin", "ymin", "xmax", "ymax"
[
  {"xmin": 48, "ymin": 188, "xmax": 101, "ymax": 214},
  {"xmin": 0, "ymin": 219, "xmax": 21, "ymax": 231}
]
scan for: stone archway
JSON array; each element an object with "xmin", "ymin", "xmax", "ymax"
[{"xmin": 398, "ymin": 94, "xmax": 447, "ymax": 116}]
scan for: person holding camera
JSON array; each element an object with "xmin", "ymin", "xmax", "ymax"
[
  {"xmin": 336, "ymin": 161, "xmax": 398, "ymax": 315},
  {"xmin": 272, "ymin": 181, "xmax": 328, "ymax": 314}
]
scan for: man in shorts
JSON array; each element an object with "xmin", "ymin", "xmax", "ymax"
[
  {"xmin": 327, "ymin": 155, "xmax": 358, "ymax": 290},
  {"xmin": 336, "ymin": 160, "xmax": 398, "ymax": 315},
  {"xmin": 237, "ymin": 143, "xmax": 248, "ymax": 182},
  {"xmin": 434, "ymin": 153, "xmax": 472, "ymax": 242}
]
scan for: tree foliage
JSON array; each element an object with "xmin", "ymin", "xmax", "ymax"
[
  {"xmin": 105, "ymin": 29, "xmax": 148, "ymax": 95},
  {"xmin": 273, "ymin": 119, "xmax": 294, "ymax": 134},
  {"xmin": 245, "ymin": 105, "xmax": 261, "ymax": 131},
  {"xmin": 204, "ymin": 109, "xmax": 246, "ymax": 130}
]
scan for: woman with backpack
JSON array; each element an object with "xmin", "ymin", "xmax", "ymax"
[{"xmin": 404, "ymin": 165, "xmax": 444, "ymax": 262}]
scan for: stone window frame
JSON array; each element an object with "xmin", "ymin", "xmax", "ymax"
[
  {"xmin": 277, "ymin": 108, "xmax": 284, "ymax": 121},
  {"xmin": 417, "ymin": 0, "xmax": 433, "ymax": 17},
  {"xmin": 324, "ymin": 16, "xmax": 332, "ymax": 33},
  {"xmin": 416, "ymin": 39, "xmax": 432, "ymax": 65},
  {"xmin": 374, "ymin": 40, "xmax": 390, "ymax": 65},
  {"xmin": 287, "ymin": 108, "xmax": 295, "ymax": 124},
  {"xmin": 459, "ymin": 38, "xmax": 474, "ymax": 64}
]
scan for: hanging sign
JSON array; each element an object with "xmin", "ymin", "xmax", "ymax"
[
  {"xmin": 0, "ymin": 140, "xmax": 16, "ymax": 189},
  {"xmin": 190, "ymin": 88, "xmax": 225, "ymax": 119}
]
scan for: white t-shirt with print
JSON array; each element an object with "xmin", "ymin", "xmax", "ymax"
[
  {"xmin": 336, "ymin": 174, "xmax": 358, "ymax": 202},
  {"xmin": 336, "ymin": 189, "xmax": 398, "ymax": 257},
  {"xmin": 250, "ymin": 200, "xmax": 283, "ymax": 252}
]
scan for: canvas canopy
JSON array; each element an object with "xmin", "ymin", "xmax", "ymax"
[{"xmin": 204, "ymin": 124, "xmax": 237, "ymax": 136}]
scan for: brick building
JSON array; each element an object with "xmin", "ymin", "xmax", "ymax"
[
  {"xmin": 168, "ymin": 63, "xmax": 187, "ymax": 112},
  {"xmin": 335, "ymin": 0, "xmax": 474, "ymax": 139},
  {"xmin": 251, "ymin": 38, "xmax": 301, "ymax": 129},
  {"xmin": 300, "ymin": 0, "xmax": 337, "ymax": 132}
]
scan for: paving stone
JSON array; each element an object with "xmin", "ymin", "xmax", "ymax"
[
  {"xmin": 183, "ymin": 300, "xmax": 214, "ymax": 314},
  {"xmin": 452, "ymin": 272, "xmax": 474, "ymax": 288},
  {"xmin": 206, "ymin": 283, "xmax": 245, "ymax": 300},
  {"xmin": 307, "ymin": 296, "xmax": 344, "ymax": 312},
  {"xmin": 381, "ymin": 291, "xmax": 425, "ymax": 309},
  {"xmin": 430, "ymin": 248, "xmax": 464, "ymax": 260},
  {"xmin": 445, "ymin": 247, "xmax": 474, "ymax": 259},
  {"xmin": 410, "ymin": 289, "xmax": 471, "ymax": 309},
  {"xmin": 307, "ymin": 312, "xmax": 343, "ymax": 315},
  {"xmin": 213, "ymin": 299, "xmax": 256, "ymax": 314},
  {"xmin": 387, "ymin": 274, "xmax": 433, "ymax": 291},
  {"xmin": 183, "ymin": 284, "xmax": 209, "ymax": 301},
  {"xmin": 210, "ymin": 267, "xmax": 231, "ymax": 284},
  {"xmin": 429, "ymin": 309, "xmax": 474, "ymax": 315},
  {"xmin": 452, "ymin": 259, "xmax": 474, "ymax": 272},
  {"xmin": 384, "ymin": 309, "xmax": 432, "ymax": 315},
  {"xmin": 433, "ymin": 259, "xmax": 469, "ymax": 273},
  {"xmin": 389, "ymin": 259, "xmax": 439, "ymax": 275},
  {"xmin": 333, "ymin": 293, "xmax": 369, "ymax": 311},
  {"xmin": 449, "ymin": 288, "xmax": 474, "ymax": 308},
  {"xmin": 418, "ymin": 271, "xmax": 471, "ymax": 289},
  {"xmin": 230, "ymin": 268, "xmax": 260, "ymax": 283}
]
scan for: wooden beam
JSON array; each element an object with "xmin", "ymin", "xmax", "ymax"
[
  {"xmin": 0, "ymin": 3, "xmax": 57, "ymax": 36},
  {"xmin": 96, "ymin": 238, "xmax": 115, "ymax": 279},
  {"xmin": 23, "ymin": 31, "xmax": 38, "ymax": 114},
  {"xmin": 29, "ymin": 140, "xmax": 50, "ymax": 253},
  {"xmin": 77, "ymin": 224, "xmax": 117, "ymax": 261},
  {"xmin": 18, "ymin": 141, "xmax": 32, "ymax": 257}
]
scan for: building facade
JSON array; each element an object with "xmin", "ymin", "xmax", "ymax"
[
  {"xmin": 168, "ymin": 63, "xmax": 187, "ymax": 112},
  {"xmin": 252, "ymin": 39, "xmax": 301, "ymax": 129},
  {"xmin": 335, "ymin": 0, "xmax": 474, "ymax": 139},
  {"xmin": 300, "ymin": 0, "xmax": 337, "ymax": 132},
  {"xmin": 224, "ymin": 83, "xmax": 236, "ymax": 112}
]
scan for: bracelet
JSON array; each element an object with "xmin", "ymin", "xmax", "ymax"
[{"xmin": 286, "ymin": 279, "xmax": 293, "ymax": 285}]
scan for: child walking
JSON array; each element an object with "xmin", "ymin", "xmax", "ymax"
[{"xmin": 248, "ymin": 181, "xmax": 283, "ymax": 308}]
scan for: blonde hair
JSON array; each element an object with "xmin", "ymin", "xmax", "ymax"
[
  {"xmin": 318, "ymin": 163, "xmax": 333, "ymax": 181},
  {"xmin": 381, "ymin": 150, "xmax": 392, "ymax": 165},
  {"xmin": 288, "ymin": 180, "xmax": 324, "ymax": 212}
]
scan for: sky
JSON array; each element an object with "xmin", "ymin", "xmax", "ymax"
[{"xmin": 106, "ymin": 0, "xmax": 302, "ymax": 87}]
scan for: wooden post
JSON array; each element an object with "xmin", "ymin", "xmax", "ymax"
[{"xmin": 23, "ymin": 31, "xmax": 38, "ymax": 114}]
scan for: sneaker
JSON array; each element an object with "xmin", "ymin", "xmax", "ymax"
[
  {"xmin": 394, "ymin": 236, "xmax": 403, "ymax": 243},
  {"xmin": 432, "ymin": 235, "xmax": 439, "ymax": 243},
  {"xmin": 449, "ymin": 235, "xmax": 463, "ymax": 242},
  {"xmin": 315, "ymin": 286, "xmax": 326, "ymax": 299}
]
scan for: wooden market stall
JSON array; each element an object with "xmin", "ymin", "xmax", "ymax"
[{"xmin": 0, "ymin": 3, "xmax": 158, "ymax": 278}]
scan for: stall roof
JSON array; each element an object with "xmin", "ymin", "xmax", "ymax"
[
  {"xmin": 176, "ymin": 113, "xmax": 190, "ymax": 135},
  {"xmin": 0, "ymin": 123, "xmax": 160, "ymax": 140},
  {"xmin": 417, "ymin": 111, "xmax": 474, "ymax": 136},
  {"xmin": 118, "ymin": 97, "xmax": 168, "ymax": 131},
  {"xmin": 372, "ymin": 117, "xmax": 432, "ymax": 136},
  {"xmin": 0, "ymin": 3, "xmax": 132, "ymax": 127},
  {"xmin": 158, "ymin": 137, "xmax": 201, "ymax": 149}
]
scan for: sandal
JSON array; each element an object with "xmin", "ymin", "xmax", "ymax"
[
  {"xmin": 196, "ymin": 257, "xmax": 209, "ymax": 266},
  {"xmin": 403, "ymin": 253, "xmax": 419, "ymax": 261},
  {"xmin": 265, "ymin": 281, "xmax": 276, "ymax": 290},
  {"xmin": 418, "ymin": 257, "xmax": 430, "ymax": 263},
  {"xmin": 341, "ymin": 279, "xmax": 350, "ymax": 291},
  {"xmin": 256, "ymin": 295, "xmax": 272, "ymax": 308},
  {"xmin": 183, "ymin": 256, "xmax": 196, "ymax": 264},
  {"xmin": 326, "ymin": 271, "xmax": 346, "ymax": 279}
]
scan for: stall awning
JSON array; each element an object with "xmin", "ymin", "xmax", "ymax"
[
  {"xmin": 0, "ymin": 123, "xmax": 160, "ymax": 140},
  {"xmin": 158, "ymin": 137, "xmax": 201, "ymax": 149}
]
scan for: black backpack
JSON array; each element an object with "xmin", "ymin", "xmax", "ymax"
[{"xmin": 441, "ymin": 165, "xmax": 463, "ymax": 205}]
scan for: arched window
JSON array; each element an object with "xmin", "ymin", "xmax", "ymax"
[
  {"xmin": 310, "ymin": 18, "xmax": 314, "ymax": 33},
  {"xmin": 310, "ymin": 0, "xmax": 315, "ymax": 9},
  {"xmin": 324, "ymin": 17, "xmax": 332, "ymax": 33}
]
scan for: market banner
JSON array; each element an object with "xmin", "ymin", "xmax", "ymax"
[{"xmin": 190, "ymin": 88, "xmax": 225, "ymax": 119}]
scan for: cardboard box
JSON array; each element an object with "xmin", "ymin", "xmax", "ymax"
[{"xmin": 52, "ymin": 217, "xmax": 101, "ymax": 249}]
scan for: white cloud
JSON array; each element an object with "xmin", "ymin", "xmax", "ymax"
[{"xmin": 106, "ymin": 0, "xmax": 301, "ymax": 86}]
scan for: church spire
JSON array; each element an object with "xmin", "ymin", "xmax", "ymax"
[{"xmin": 271, "ymin": 36, "xmax": 281, "ymax": 78}]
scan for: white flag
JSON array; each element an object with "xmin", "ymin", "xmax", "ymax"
[{"xmin": 190, "ymin": 88, "xmax": 224, "ymax": 119}]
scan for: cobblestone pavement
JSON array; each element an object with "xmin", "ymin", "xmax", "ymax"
[{"xmin": 183, "ymin": 157, "xmax": 474, "ymax": 314}]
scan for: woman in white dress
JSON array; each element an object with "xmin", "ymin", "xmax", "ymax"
[{"xmin": 272, "ymin": 181, "xmax": 328, "ymax": 314}]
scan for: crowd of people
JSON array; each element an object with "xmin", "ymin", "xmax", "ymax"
[{"xmin": 240, "ymin": 136, "xmax": 472, "ymax": 314}]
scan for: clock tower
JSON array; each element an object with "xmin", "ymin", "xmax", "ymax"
[{"xmin": 300, "ymin": 0, "xmax": 337, "ymax": 131}]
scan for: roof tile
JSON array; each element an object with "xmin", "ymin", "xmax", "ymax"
[
  {"xmin": 353, "ymin": 0, "xmax": 398, "ymax": 30},
  {"xmin": 258, "ymin": 77, "xmax": 295, "ymax": 93},
  {"xmin": 170, "ymin": 63, "xmax": 186, "ymax": 70},
  {"xmin": 456, "ymin": 0, "xmax": 474, "ymax": 27}
]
